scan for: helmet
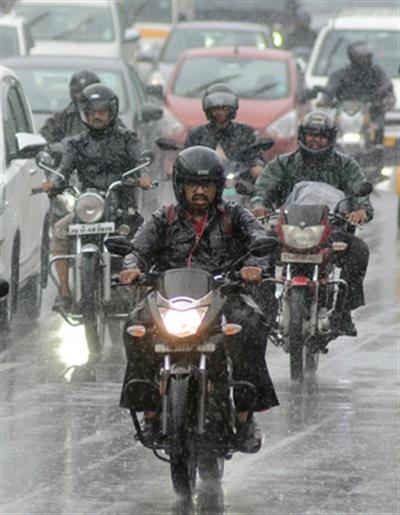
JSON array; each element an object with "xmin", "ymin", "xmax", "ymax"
[
  {"xmin": 347, "ymin": 41, "xmax": 373, "ymax": 67},
  {"xmin": 69, "ymin": 70, "xmax": 100, "ymax": 100},
  {"xmin": 298, "ymin": 111, "xmax": 337, "ymax": 160},
  {"xmin": 202, "ymin": 83, "xmax": 238, "ymax": 121},
  {"xmin": 79, "ymin": 84, "xmax": 119, "ymax": 130},
  {"xmin": 172, "ymin": 146, "xmax": 225, "ymax": 204}
]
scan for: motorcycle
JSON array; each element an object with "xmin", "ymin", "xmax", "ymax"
[
  {"xmin": 263, "ymin": 180, "xmax": 372, "ymax": 380},
  {"xmin": 35, "ymin": 151, "xmax": 157, "ymax": 355},
  {"xmin": 105, "ymin": 235, "xmax": 272, "ymax": 498},
  {"xmin": 155, "ymin": 137, "xmax": 274, "ymax": 205}
]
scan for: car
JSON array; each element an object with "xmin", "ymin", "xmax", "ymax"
[
  {"xmin": 304, "ymin": 11, "xmax": 400, "ymax": 164},
  {"xmin": 0, "ymin": 14, "xmax": 34, "ymax": 58},
  {"xmin": 0, "ymin": 65, "xmax": 49, "ymax": 324},
  {"xmin": 163, "ymin": 46, "xmax": 300, "ymax": 160},
  {"xmin": 12, "ymin": 0, "xmax": 141, "ymax": 64},
  {"xmin": 144, "ymin": 21, "xmax": 274, "ymax": 88},
  {"xmin": 2, "ymin": 55, "xmax": 164, "ymax": 146}
]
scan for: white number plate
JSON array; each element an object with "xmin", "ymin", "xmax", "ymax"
[
  {"xmin": 69, "ymin": 222, "xmax": 115, "ymax": 235},
  {"xmin": 281, "ymin": 252, "xmax": 322, "ymax": 264},
  {"xmin": 155, "ymin": 343, "xmax": 216, "ymax": 353}
]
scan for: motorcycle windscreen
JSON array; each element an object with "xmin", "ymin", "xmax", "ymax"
[
  {"xmin": 284, "ymin": 181, "xmax": 348, "ymax": 215},
  {"xmin": 157, "ymin": 269, "xmax": 215, "ymax": 300}
]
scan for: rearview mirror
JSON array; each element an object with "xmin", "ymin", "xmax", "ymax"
[
  {"xmin": 16, "ymin": 133, "xmax": 47, "ymax": 159},
  {"xmin": 138, "ymin": 149, "xmax": 155, "ymax": 166},
  {"xmin": 155, "ymin": 137, "xmax": 182, "ymax": 151},
  {"xmin": 105, "ymin": 236, "xmax": 134, "ymax": 257}
]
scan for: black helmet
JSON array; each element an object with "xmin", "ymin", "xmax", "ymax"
[
  {"xmin": 79, "ymin": 84, "xmax": 119, "ymax": 130},
  {"xmin": 202, "ymin": 83, "xmax": 238, "ymax": 121},
  {"xmin": 69, "ymin": 70, "xmax": 100, "ymax": 100},
  {"xmin": 298, "ymin": 111, "xmax": 337, "ymax": 160},
  {"xmin": 347, "ymin": 41, "xmax": 373, "ymax": 67},
  {"xmin": 172, "ymin": 146, "xmax": 225, "ymax": 204}
]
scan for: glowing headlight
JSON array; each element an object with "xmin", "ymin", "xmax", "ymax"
[
  {"xmin": 342, "ymin": 133, "xmax": 361, "ymax": 144},
  {"xmin": 75, "ymin": 192, "xmax": 105, "ymax": 223},
  {"xmin": 160, "ymin": 303, "xmax": 208, "ymax": 338},
  {"xmin": 282, "ymin": 225, "xmax": 324, "ymax": 250}
]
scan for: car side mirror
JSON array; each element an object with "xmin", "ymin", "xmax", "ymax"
[
  {"xmin": 15, "ymin": 133, "xmax": 47, "ymax": 159},
  {"xmin": 124, "ymin": 28, "xmax": 141, "ymax": 43},
  {"xmin": 142, "ymin": 101, "xmax": 163, "ymax": 122},
  {"xmin": 138, "ymin": 149, "xmax": 155, "ymax": 166},
  {"xmin": 155, "ymin": 137, "xmax": 182, "ymax": 151},
  {"xmin": 105, "ymin": 236, "xmax": 134, "ymax": 257}
]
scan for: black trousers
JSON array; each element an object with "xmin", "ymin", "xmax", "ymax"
[{"xmin": 120, "ymin": 294, "xmax": 279, "ymax": 413}]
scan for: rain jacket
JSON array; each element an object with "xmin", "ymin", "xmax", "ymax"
[
  {"xmin": 125, "ymin": 201, "xmax": 270, "ymax": 274},
  {"xmin": 252, "ymin": 149, "xmax": 374, "ymax": 220},
  {"xmin": 184, "ymin": 121, "xmax": 264, "ymax": 169},
  {"xmin": 55, "ymin": 123, "xmax": 142, "ymax": 192},
  {"xmin": 40, "ymin": 102, "xmax": 86, "ymax": 144},
  {"xmin": 324, "ymin": 63, "xmax": 394, "ymax": 108}
]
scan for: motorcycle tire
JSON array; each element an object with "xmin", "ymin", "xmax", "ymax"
[
  {"xmin": 80, "ymin": 254, "xmax": 105, "ymax": 355},
  {"xmin": 168, "ymin": 376, "xmax": 197, "ymax": 498},
  {"xmin": 288, "ymin": 288, "xmax": 308, "ymax": 380}
]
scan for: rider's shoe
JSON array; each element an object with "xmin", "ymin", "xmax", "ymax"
[
  {"xmin": 236, "ymin": 415, "xmax": 262, "ymax": 454},
  {"xmin": 52, "ymin": 294, "xmax": 72, "ymax": 312},
  {"xmin": 339, "ymin": 311, "xmax": 357, "ymax": 337}
]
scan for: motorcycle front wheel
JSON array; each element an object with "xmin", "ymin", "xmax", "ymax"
[
  {"xmin": 288, "ymin": 288, "xmax": 308, "ymax": 380},
  {"xmin": 168, "ymin": 376, "xmax": 197, "ymax": 498},
  {"xmin": 80, "ymin": 253, "xmax": 105, "ymax": 355}
]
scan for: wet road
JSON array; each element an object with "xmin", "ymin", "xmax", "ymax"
[{"xmin": 1, "ymin": 178, "xmax": 398, "ymax": 515}]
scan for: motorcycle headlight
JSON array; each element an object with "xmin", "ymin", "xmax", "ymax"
[
  {"xmin": 75, "ymin": 192, "xmax": 105, "ymax": 223},
  {"xmin": 159, "ymin": 302, "xmax": 208, "ymax": 338},
  {"xmin": 341, "ymin": 133, "xmax": 362, "ymax": 144},
  {"xmin": 282, "ymin": 224, "xmax": 324, "ymax": 250}
]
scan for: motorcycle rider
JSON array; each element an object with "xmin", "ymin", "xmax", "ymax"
[
  {"xmin": 40, "ymin": 70, "xmax": 101, "ymax": 143},
  {"xmin": 119, "ymin": 146, "xmax": 279, "ymax": 453},
  {"xmin": 42, "ymin": 84, "xmax": 152, "ymax": 309},
  {"xmin": 322, "ymin": 41, "xmax": 395, "ymax": 145},
  {"xmin": 251, "ymin": 111, "xmax": 374, "ymax": 337},
  {"xmin": 184, "ymin": 84, "xmax": 265, "ymax": 179}
]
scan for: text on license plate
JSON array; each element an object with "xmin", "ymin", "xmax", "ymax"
[
  {"xmin": 155, "ymin": 343, "xmax": 216, "ymax": 353},
  {"xmin": 69, "ymin": 222, "xmax": 115, "ymax": 235},
  {"xmin": 281, "ymin": 252, "xmax": 322, "ymax": 264}
]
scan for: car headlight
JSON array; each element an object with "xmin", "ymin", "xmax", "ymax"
[
  {"xmin": 75, "ymin": 192, "xmax": 105, "ymax": 223},
  {"xmin": 267, "ymin": 109, "xmax": 297, "ymax": 139},
  {"xmin": 282, "ymin": 224, "xmax": 324, "ymax": 250},
  {"xmin": 160, "ymin": 302, "xmax": 208, "ymax": 338}
]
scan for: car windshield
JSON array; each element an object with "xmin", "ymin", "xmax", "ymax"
[
  {"xmin": 173, "ymin": 56, "xmax": 289, "ymax": 100},
  {"xmin": 11, "ymin": 67, "xmax": 127, "ymax": 113},
  {"xmin": 0, "ymin": 26, "xmax": 20, "ymax": 58},
  {"xmin": 162, "ymin": 28, "xmax": 268, "ymax": 62},
  {"xmin": 14, "ymin": 3, "xmax": 115, "ymax": 42},
  {"xmin": 313, "ymin": 29, "xmax": 398, "ymax": 78}
]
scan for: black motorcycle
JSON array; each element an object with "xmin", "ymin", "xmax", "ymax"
[{"xmin": 106, "ymin": 236, "xmax": 271, "ymax": 498}]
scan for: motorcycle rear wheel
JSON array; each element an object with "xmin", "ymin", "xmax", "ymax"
[{"xmin": 168, "ymin": 376, "xmax": 197, "ymax": 498}]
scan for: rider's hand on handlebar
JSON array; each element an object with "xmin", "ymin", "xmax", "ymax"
[
  {"xmin": 138, "ymin": 176, "xmax": 153, "ymax": 189},
  {"xmin": 250, "ymin": 165, "xmax": 264, "ymax": 178},
  {"xmin": 240, "ymin": 266, "xmax": 262, "ymax": 283},
  {"xmin": 346, "ymin": 209, "xmax": 368, "ymax": 225},
  {"xmin": 119, "ymin": 268, "xmax": 142, "ymax": 285},
  {"xmin": 252, "ymin": 205, "xmax": 269, "ymax": 218},
  {"xmin": 40, "ymin": 180, "xmax": 56, "ymax": 192}
]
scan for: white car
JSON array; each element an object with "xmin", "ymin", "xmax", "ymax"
[
  {"xmin": 12, "ymin": 0, "xmax": 140, "ymax": 64},
  {"xmin": 0, "ymin": 14, "xmax": 34, "ymax": 58},
  {"xmin": 304, "ymin": 12, "xmax": 400, "ymax": 164},
  {"xmin": 0, "ymin": 66, "xmax": 49, "ymax": 325}
]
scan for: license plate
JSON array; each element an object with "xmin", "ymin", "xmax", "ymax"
[
  {"xmin": 281, "ymin": 252, "xmax": 322, "ymax": 264},
  {"xmin": 155, "ymin": 342, "xmax": 216, "ymax": 353},
  {"xmin": 69, "ymin": 222, "xmax": 115, "ymax": 235}
]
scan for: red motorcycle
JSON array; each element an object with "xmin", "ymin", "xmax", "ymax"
[{"xmin": 265, "ymin": 181, "xmax": 372, "ymax": 380}]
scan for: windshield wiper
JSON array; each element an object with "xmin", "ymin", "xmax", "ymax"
[
  {"xmin": 52, "ymin": 16, "xmax": 94, "ymax": 40},
  {"xmin": 237, "ymin": 81, "xmax": 278, "ymax": 98},
  {"xmin": 182, "ymin": 74, "xmax": 242, "ymax": 97}
]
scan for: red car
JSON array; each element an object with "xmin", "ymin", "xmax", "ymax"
[{"xmin": 164, "ymin": 46, "xmax": 300, "ymax": 160}]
